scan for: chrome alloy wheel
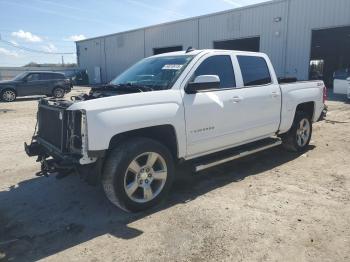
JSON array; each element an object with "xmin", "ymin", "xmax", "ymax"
[
  {"xmin": 124, "ymin": 152, "xmax": 168, "ymax": 203},
  {"xmin": 296, "ymin": 118, "xmax": 310, "ymax": 147},
  {"xmin": 2, "ymin": 90, "xmax": 16, "ymax": 102}
]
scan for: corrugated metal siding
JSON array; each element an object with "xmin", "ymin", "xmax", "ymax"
[
  {"xmin": 286, "ymin": 0, "xmax": 350, "ymax": 80},
  {"xmin": 198, "ymin": 0, "xmax": 288, "ymax": 76},
  {"xmin": 77, "ymin": 0, "xmax": 350, "ymax": 83},
  {"xmin": 104, "ymin": 30, "xmax": 145, "ymax": 82},
  {"xmin": 145, "ymin": 19, "xmax": 199, "ymax": 56},
  {"xmin": 77, "ymin": 38, "xmax": 106, "ymax": 83}
]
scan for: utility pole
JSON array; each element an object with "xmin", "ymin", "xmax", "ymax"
[{"xmin": 61, "ymin": 55, "xmax": 64, "ymax": 66}]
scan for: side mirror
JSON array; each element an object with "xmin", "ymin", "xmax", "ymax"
[
  {"xmin": 347, "ymin": 77, "xmax": 350, "ymax": 81},
  {"xmin": 22, "ymin": 78, "xmax": 27, "ymax": 83},
  {"xmin": 185, "ymin": 75, "xmax": 220, "ymax": 94}
]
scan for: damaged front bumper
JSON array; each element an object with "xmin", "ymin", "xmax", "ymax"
[
  {"xmin": 24, "ymin": 98, "xmax": 102, "ymax": 184},
  {"xmin": 25, "ymin": 138, "xmax": 103, "ymax": 185}
]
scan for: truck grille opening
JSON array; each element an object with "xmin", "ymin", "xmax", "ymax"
[{"xmin": 38, "ymin": 105, "xmax": 67, "ymax": 151}]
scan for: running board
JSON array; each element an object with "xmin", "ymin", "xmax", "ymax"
[{"xmin": 194, "ymin": 138, "xmax": 282, "ymax": 172}]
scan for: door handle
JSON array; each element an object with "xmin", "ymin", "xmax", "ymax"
[
  {"xmin": 271, "ymin": 91, "xmax": 280, "ymax": 98},
  {"xmin": 231, "ymin": 96, "xmax": 243, "ymax": 103}
]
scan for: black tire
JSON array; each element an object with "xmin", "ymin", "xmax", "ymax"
[
  {"xmin": 102, "ymin": 137, "xmax": 175, "ymax": 212},
  {"xmin": 52, "ymin": 87, "xmax": 65, "ymax": 98},
  {"xmin": 282, "ymin": 112, "xmax": 312, "ymax": 152},
  {"xmin": 1, "ymin": 89, "xmax": 16, "ymax": 102}
]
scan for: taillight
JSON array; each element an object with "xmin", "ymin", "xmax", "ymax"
[{"xmin": 323, "ymin": 86, "xmax": 327, "ymax": 104}]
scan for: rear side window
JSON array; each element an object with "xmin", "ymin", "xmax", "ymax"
[
  {"xmin": 237, "ymin": 56, "xmax": 272, "ymax": 86},
  {"xmin": 40, "ymin": 73, "xmax": 51, "ymax": 80},
  {"xmin": 41, "ymin": 73, "xmax": 65, "ymax": 80},
  {"xmin": 334, "ymin": 69, "xmax": 350, "ymax": 80},
  {"xmin": 193, "ymin": 55, "xmax": 236, "ymax": 88},
  {"xmin": 54, "ymin": 73, "xmax": 65, "ymax": 79}
]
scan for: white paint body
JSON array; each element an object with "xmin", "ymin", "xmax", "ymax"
[
  {"xmin": 68, "ymin": 50, "xmax": 324, "ymax": 162},
  {"xmin": 334, "ymin": 78, "xmax": 350, "ymax": 99}
]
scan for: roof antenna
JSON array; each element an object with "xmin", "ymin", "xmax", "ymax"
[{"xmin": 186, "ymin": 46, "xmax": 195, "ymax": 53}]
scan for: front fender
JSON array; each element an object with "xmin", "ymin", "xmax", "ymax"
[{"xmin": 68, "ymin": 90, "xmax": 186, "ymax": 157}]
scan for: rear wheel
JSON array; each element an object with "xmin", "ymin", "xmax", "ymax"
[
  {"xmin": 102, "ymin": 138, "xmax": 175, "ymax": 212},
  {"xmin": 282, "ymin": 112, "xmax": 312, "ymax": 152},
  {"xmin": 52, "ymin": 87, "xmax": 65, "ymax": 98},
  {"xmin": 1, "ymin": 89, "xmax": 16, "ymax": 102}
]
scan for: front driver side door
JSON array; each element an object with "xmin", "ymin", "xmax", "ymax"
[
  {"xmin": 182, "ymin": 54, "xmax": 240, "ymax": 157},
  {"xmin": 19, "ymin": 73, "xmax": 43, "ymax": 96}
]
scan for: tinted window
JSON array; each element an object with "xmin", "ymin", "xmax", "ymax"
[
  {"xmin": 334, "ymin": 69, "xmax": 350, "ymax": 80},
  {"xmin": 193, "ymin": 55, "xmax": 235, "ymax": 88},
  {"xmin": 40, "ymin": 73, "xmax": 64, "ymax": 80},
  {"xmin": 26, "ymin": 73, "xmax": 40, "ymax": 81},
  {"xmin": 51, "ymin": 73, "xmax": 64, "ymax": 79},
  {"xmin": 237, "ymin": 56, "xmax": 271, "ymax": 86},
  {"xmin": 40, "ymin": 73, "xmax": 51, "ymax": 80}
]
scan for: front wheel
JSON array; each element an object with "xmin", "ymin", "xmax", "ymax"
[
  {"xmin": 102, "ymin": 138, "xmax": 175, "ymax": 212},
  {"xmin": 282, "ymin": 112, "xmax": 312, "ymax": 152},
  {"xmin": 1, "ymin": 89, "xmax": 16, "ymax": 102}
]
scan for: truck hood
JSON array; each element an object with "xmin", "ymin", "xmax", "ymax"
[{"xmin": 68, "ymin": 89, "xmax": 182, "ymax": 112}]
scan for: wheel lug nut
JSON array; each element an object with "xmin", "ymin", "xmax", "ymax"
[
  {"xmin": 146, "ymin": 168, "xmax": 150, "ymax": 173},
  {"xmin": 148, "ymin": 174, "xmax": 152, "ymax": 178},
  {"xmin": 145, "ymin": 179, "xmax": 149, "ymax": 184},
  {"xmin": 139, "ymin": 180, "xmax": 143, "ymax": 184}
]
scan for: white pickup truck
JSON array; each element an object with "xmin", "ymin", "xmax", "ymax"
[{"xmin": 25, "ymin": 49, "xmax": 326, "ymax": 212}]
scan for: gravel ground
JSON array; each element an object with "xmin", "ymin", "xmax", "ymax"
[{"xmin": 0, "ymin": 88, "xmax": 349, "ymax": 262}]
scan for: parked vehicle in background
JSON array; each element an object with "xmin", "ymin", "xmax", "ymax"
[
  {"xmin": 63, "ymin": 69, "xmax": 89, "ymax": 86},
  {"xmin": 25, "ymin": 49, "xmax": 326, "ymax": 212},
  {"xmin": 0, "ymin": 71, "xmax": 72, "ymax": 102},
  {"xmin": 333, "ymin": 68, "xmax": 350, "ymax": 99}
]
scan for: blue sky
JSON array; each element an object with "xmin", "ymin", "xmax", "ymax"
[{"xmin": 0, "ymin": 0, "xmax": 268, "ymax": 67}]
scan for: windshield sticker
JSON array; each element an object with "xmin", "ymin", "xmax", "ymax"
[{"xmin": 162, "ymin": 64, "xmax": 183, "ymax": 70}]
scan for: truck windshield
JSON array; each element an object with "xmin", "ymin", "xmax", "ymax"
[{"xmin": 110, "ymin": 55, "xmax": 194, "ymax": 90}]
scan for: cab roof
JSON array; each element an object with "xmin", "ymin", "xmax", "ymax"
[{"xmin": 151, "ymin": 49, "xmax": 266, "ymax": 58}]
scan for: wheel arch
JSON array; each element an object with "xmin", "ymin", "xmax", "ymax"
[
  {"xmin": 108, "ymin": 125, "xmax": 179, "ymax": 160},
  {"xmin": 295, "ymin": 101, "xmax": 315, "ymax": 120},
  {"xmin": 1, "ymin": 87, "xmax": 17, "ymax": 95}
]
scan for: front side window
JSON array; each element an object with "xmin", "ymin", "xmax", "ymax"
[
  {"xmin": 110, "ymin": 55, "xmax": 194, "ymax": 90},
  {"xmin": 193, "ymin": 55, "xmax": 236, "ymax": 88},
  {"xmin": 26, "ymin": 73, "xmax": 40, "ymax": 81},
  {"xmin": 237, "ymin": 56, "xmax": 272, "ymax": 86}
]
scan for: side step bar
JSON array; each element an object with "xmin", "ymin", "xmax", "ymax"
[{"xmin": 194, "ymin": 138, "xmax": 282, "ymax": 172}]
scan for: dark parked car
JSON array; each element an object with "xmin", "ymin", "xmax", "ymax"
[{"xmin": 0, "ymin": 71, "xmax": 72, "ymax": 102}]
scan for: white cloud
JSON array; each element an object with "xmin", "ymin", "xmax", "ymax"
[
  {"xmin": 222, "ymin": 0, "xmax": 243, "ymax": 6},
  {"xmin": 64, "ymin": 34, "xmax": 86, "ymax": 42},
  {"xmin": 11, "ymin": 30, "xmax": 42, "ymax": 42},
  {"xmin": 9, "ymin": 40, "xmax": 19, "ymax": 46},
  {"xmin": 41, "ymin": 43, "xmax": 58, "ymax": 53},
  {"xmin": 0, "ymin": 47, "xmax": 20, "ymax": 57}
]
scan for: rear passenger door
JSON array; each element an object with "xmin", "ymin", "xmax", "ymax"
[
  {"xmin": 40, "ymin": 73, "xmax": 56, "ymax": 95},
  {"xmin": 232, "ymin": 54, "xmax": 281, "ymax": 140}
]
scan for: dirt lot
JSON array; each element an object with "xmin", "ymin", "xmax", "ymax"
[{"xmin": 0, "ymin": 88, "xmax": 349, "ymax": 262}]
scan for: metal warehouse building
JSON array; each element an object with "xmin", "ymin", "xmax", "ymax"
[{"xmin": 76, "ymin": 0, "xmax": 350, "ymax": 86}]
